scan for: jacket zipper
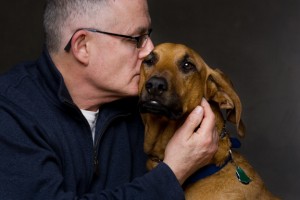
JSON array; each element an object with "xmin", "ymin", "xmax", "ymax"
[
  {"xmin": 63, "ymin": 99, "xmax": 99, "ymax": 177},
  {"xmin": 63, "ymin": 98, "xmax": 132, "ymax": 186},
  {"xmin": 92, "ymin": 113, "xmax": 131, "ymax": 177}
]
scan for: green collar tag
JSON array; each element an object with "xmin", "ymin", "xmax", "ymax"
[{"xmin": 236, "ymin": 166, "xmax": 252, "ymax": 185}]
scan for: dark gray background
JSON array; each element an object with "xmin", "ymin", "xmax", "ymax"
[{"xmin": 1, "ymin": 0, "xmax": 299, "ymax": 199}]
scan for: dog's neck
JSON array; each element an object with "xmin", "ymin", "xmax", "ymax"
[
  {"xmin": 142, "ymin": 113, "xmax": 183, "ymax": 169},
  {"xmin": 142, "ymin": 103, "xmax": 233, "ymax": 170}
]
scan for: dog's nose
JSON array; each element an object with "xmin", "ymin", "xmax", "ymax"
[{"xmin": 145, "ymin": 77, "xmax": 168, "ymax": 96}]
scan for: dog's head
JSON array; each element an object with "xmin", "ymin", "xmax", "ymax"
[{"xmin": 139, "ymin": 43, "xmax": 245, "ymax": 137}]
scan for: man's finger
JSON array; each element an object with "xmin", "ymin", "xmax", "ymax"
[
  {"xmin": 175, "ymin": 105, "xmax": 204, "ymax": 139},
  {"xmin": 195, "ymin": 98, "xmax": 216, "ymax": 136}
]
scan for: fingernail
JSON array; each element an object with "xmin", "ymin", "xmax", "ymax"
[{"xmin": 194, "ymin": 106, "xmax": 203, "ymax": 115}]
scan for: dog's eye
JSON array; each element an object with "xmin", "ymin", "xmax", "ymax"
[
  {"xmin": 143, "ymin": 58, "xmax": 154, "ymax": 66},
  {"xmin": 181, "ymin": 61, "xmax": 196, "ymax": 73},
  {"xmin": 143, "ymin": 52, "xmax": 157, "ymax": 67}
]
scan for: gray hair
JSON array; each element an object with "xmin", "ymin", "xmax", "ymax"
[{"xmin": 43, "ymin": 0, "xmax": 110, "ymax": 53}]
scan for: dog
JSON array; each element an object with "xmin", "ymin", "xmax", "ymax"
[{"xmin": 138, "ymin": 43, "xmax": 279, "ymax": 199}]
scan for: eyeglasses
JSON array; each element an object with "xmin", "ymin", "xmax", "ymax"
[{"xmin": 64, "ymin": 28, "xmax": 152, "ymax": 52}]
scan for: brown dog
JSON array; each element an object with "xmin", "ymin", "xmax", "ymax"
[{"xmin": 138, "ymin": 43, "xmax": 279, "ymax": 199}]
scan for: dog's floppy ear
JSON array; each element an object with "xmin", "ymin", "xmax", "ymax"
[{"xmin": 205, "ymin": 68, "xmax": 246, "ymax": 137}]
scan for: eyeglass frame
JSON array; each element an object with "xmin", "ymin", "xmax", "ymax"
[{"xmin": 64, "ymin": 28, "xmax": 152, "ymax": 52}]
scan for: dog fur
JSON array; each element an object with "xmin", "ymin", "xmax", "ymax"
[{"xmin": 138, "ymin": 43, "xmax": 279, "ymax": 199}]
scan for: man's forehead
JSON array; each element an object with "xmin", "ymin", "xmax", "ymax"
[{"xmin": 106, "ymin": 0, "xmax": 151, "ymax": 34}]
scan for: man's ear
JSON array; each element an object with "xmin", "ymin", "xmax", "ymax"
[
  {"xmin": 204, "ymin": 68, "xmax": 246, "ymax": 137},
  {"xmin": 69, "ymin": 30, "xmax": 90, "ymax": 65}
]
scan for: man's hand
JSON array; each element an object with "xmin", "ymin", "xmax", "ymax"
[{"xmin": 163, "ymin": 98, "xmax": 219, "ymax": 185}]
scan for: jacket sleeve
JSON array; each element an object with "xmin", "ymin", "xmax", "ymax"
[
  {"xmin": 84, "ymin": 163, "xmax": 185, "ymax": 200},
  {"xmin": 0, "ymin": 99, "xmax": 185, "ymax": 200}
]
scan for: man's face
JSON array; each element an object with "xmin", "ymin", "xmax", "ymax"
[{"xmin": 86, "ymin": 0, "xmax": 154, "ymax": 100}]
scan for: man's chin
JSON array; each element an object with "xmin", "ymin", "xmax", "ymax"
[
  {"xmin": 127, "ymin": 76, "xmax": 140, "ymax": 96},
  {"xmin": 121, "ymin": 87, "xmax": 139, "ymax": 98}
]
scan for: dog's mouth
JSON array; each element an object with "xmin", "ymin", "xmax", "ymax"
[{"xmin": 139, "ymin": 100, "xmax": 182, "ymax": 120}]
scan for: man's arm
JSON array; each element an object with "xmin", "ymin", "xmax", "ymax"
[{"xmin": 0, "ymin": 97, "xmax": 184, "ymax": 200}]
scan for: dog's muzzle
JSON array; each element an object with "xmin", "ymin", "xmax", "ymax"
[
  {"xmin": 145, "ymin": 76, "xmax": 168, "ymax": 96},
  {"xmin": 139, "ymin": 76, "xmax": 183, "ymax": 120},
  {"xmin": 139, "ymin": 100, "xmax": 175, "ymax": 117}
]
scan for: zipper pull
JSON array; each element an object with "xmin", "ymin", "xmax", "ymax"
[{"xmin": 94, "ymin": 158, "xmax": 99, "ymax": 176}]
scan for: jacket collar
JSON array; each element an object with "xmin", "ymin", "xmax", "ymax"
[{"xmin": 36, "ymin": 47, "xmax": 73, "ymax": 105}]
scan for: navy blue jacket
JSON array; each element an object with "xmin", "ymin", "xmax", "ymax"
[{"xmin": 0, "ymin": 49, "xmax": 184, "ymax": 199}]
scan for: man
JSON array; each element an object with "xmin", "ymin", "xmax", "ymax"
[{"xmin": 0, "ymin": 0, "xmax": 218, "ymax": 199}]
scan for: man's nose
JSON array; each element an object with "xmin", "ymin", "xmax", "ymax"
[{"xmin": 138, "ymin": 38, "xmax": 154, "ymax": 59}]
